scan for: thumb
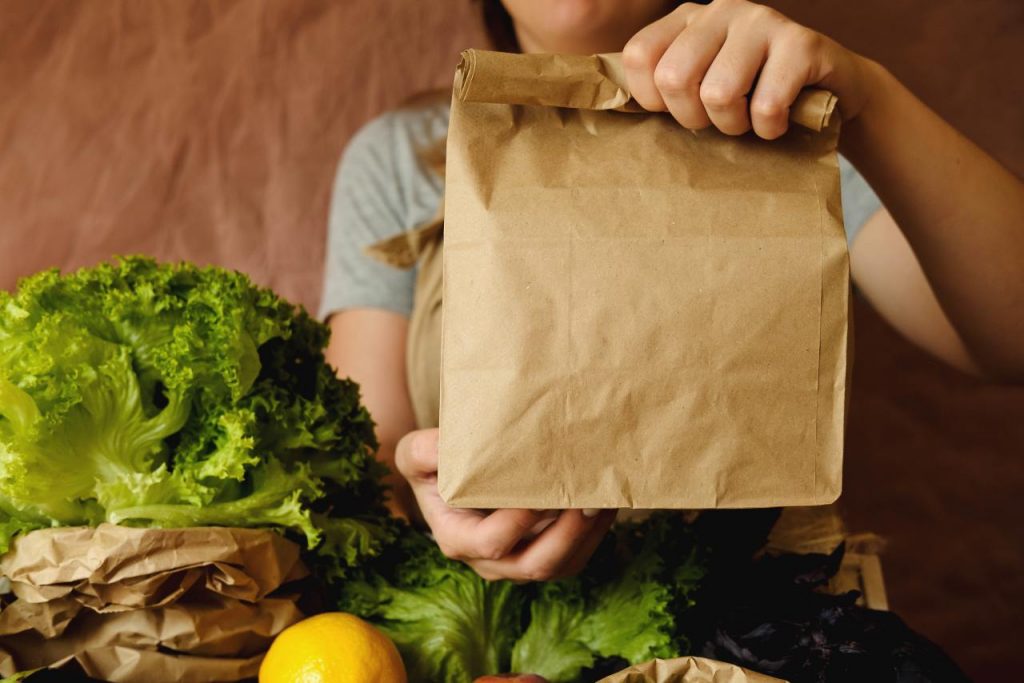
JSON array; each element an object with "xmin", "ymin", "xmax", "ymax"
[{"xmin": 395, "ymin": 428, "xmax": 440, "ymax": 482}]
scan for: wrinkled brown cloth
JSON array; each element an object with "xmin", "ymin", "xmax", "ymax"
[
  {"xmin": 367, "ymin": 206, "xmax": 445, "ymax": 431},
  {"xmin": 0, "ymin": 525, "xmax": 308, "ymax": 681}
]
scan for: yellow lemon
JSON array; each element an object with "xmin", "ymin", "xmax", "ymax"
[{"xmin": 260, "ymin": 612, "xmax": 407, "ymax": 683}]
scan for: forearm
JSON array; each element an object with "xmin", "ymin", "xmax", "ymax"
[
  {"xmin": 840, "ymin": 60, "xmax": 1024, "ymax": 379},
  {"xmin": 326, "ymin": 309, "xmax": 423, "ymax": 518}
]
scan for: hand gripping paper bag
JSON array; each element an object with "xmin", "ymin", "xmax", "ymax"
[{"xmin": 440, "ymin": 50, "xmax": 850, "ymax": 509}]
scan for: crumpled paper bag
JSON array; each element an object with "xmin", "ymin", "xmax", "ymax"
[
  {"xmin": 439, "ymin": 49, "xmax": 849, "ymax": 510},
  {"xmin": 1, "ymin": 524, "xmax": 306, "ymax": 608},
  {"xmin": 10, "ymin": 648, "xmax": 267, "ymax": 683},
  {"xmin": 0, "ymin": 525, "xmax": 308, "ymax": 681},
  {"xmin": 0, "ymin": 594, "xmax": 302, "ymax": 673},
  {"xmin": 599, "ymin": 656, "xmax": 786, "ymax": 683}
]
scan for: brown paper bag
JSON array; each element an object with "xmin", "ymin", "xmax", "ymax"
[
  {"xmin": 0, "ymin": 594, "xmax": 302, "ymax": 667},
  {"xmin": 0, "ymin": 524, "xmax": 307, "ymax": 605},
  {"xmin": 54, "ymin": 650, "xmax": 264, "ymax": 683},
  {"xmin": 440, "ymin": 49, "xmax": 849, "ymax": 509},
  {"xmin": 0, "ymin": 525, "xmax": 308, "ymax": 680},
  {"xmin": 599, "ymin": 656, "xmax": 786, "ymax": 683}
]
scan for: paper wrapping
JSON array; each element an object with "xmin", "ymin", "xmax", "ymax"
[
  {"xmin": 598, "ymin": 656, "xmax": 785, "ymax": 683},
  {"xmin": 0, "ymin": 525, "xmax": 308, "ymax": 681},
  {"xmin": 440, "ymin": 49, "xmax": 849, "ymax": 509},
  {"xmin": 0, "ymin": 593, "xmax": 303, "ymax": 657},
  {"xmin": 1, "ymin": 524, "xmax": 307, "ymax": 608}
]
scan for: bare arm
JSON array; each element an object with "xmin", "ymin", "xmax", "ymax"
[
  {"xmin": 623, "ymin": 0, "xmax": 1024, "ymax": 381},
  {"xmin": 325, "ymin": 308, "xmax": 419, "ymax": 518},
  {"xmin": 851, "ymin": 208, "xmax": 981, "ymax": 375},
  {"xmin": 841, "ymin": 64, "xmax": 1024, "ymax": 380}
]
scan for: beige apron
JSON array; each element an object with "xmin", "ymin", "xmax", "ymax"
[{"xmin": 366, "ymin": 209, "xmax": 445, "ymax": 430}]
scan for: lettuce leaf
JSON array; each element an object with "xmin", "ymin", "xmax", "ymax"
[
  {"xmin": 0, "ymin": 257, "xmax": 387, "ymax": 579},
  {"xmin": 340, "ymin": 528, "xmax": 524, "ymax": 682},
  {"xmin": 511, "ymin": 513, "xmax": 705, "ymax": 682},
  {"xmin": 343, "ymin": 514, "xmax": 707, "ymax": 683}
]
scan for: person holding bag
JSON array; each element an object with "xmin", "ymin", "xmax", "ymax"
[{"xmin": 321, "ymin": 0, "xmax": 1024, "ymax": 583}]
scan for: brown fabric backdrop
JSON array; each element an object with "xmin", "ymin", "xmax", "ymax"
[{"xmin": 1, "ymin": 1, "xmax": 1021, "ymax": 679}]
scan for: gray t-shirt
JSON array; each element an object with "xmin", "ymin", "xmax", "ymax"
[{"xmin": 320, "ymin": 102, "xmax": 882, "ymax": 319}]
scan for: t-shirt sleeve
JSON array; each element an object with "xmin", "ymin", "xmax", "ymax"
[
  {"xmin": 319, "ymin": 114, "xmax": 416, "ymax": 320},
  {"xmin": 839, "ymin": 154, "xmax": 883, "ymax": 246}
]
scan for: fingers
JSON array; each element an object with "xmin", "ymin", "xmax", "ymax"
[
  {"xmin": 423, "ymin": 494, "xmax": 546, "ymax": 562},
  {"xmin": 394, "ymin": 430, "xmax": 615, "ymax": 582},
  {"xmin": 396, "ymin": 429, "xmax": 547, "ymax": 562},
  {"xmin": 449, "ymin": 508, "xmax": 550, "ymax": 561},
  {"xmin": 750, "ymin": 26, "xmax": 822, "ymax": 139},
  {"xmin": 426, "ymin": 502, "xmax": 548, "ymax": 563},
  {"xmin": 698, "ymin": 24, "xmax": 771, "ymax": 135},
  {"xmin": 651, "ymin": 19, "xmax": 725, "ymax": 130},
  {"xmin": 394, "ymin": 428, "xmax": 439, "ymax": 483},
  {"xmin": 623, "ymin": 0, "xmax": 835, "ymax": 139},
  {"xmin": 557, "ymin": 510, "xmax": 617, "ymax": 577},
  {"xmin": 470, "ymin": 509, "xmax": 612, "ymax": 582},
  {"xmin": 622, "ymin": 3, "xmax": 698, "ymax": 112}
]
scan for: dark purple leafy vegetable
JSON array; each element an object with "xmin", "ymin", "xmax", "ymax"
[{"xmin": 682, "ymin": 511, "xmax": 971, "ymax": 683}]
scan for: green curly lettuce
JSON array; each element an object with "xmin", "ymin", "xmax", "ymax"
[
  {"xmin": 342, "ymin": 514, "xmax": 708, "ymax": 683},
  {"xmin": 511, "ymin": 513, "xmax": 706, "ymax": 682},
  {"xmin": 0, "ymin": 257, "xmax": 389, "ymax": 578},
  {"xmin": 340, "ymin": 528, "xmax": 525, "ymax": 682}
]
